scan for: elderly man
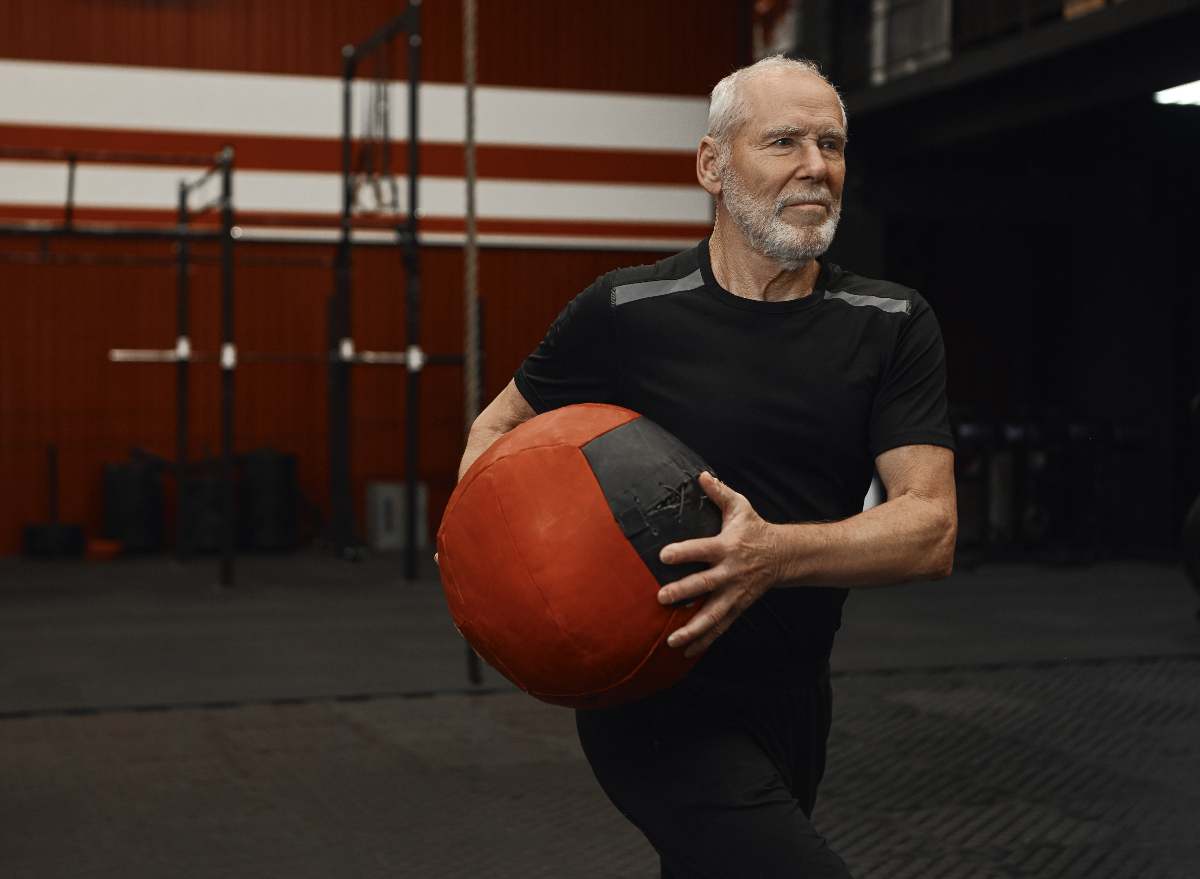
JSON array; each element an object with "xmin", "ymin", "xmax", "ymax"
[{"xmin": 456, "ymin": 55, "xmax": 956, "ymax": 878}]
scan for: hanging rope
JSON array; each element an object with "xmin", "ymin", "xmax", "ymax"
[{"xmin": 463, "ymin": 0, "xmax": 481, "ymax": 442}]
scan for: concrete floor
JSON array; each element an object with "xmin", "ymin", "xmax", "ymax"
[
  {"xmin": 0, "ymin": 553, "xmax": 516, "ymax": 715},
  {"xmin": 1, "ymin": 552, "xmax": 1198, "ymax": 877}
]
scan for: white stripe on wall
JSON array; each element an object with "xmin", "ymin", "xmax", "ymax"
[
  {"xmin": 0, "ymin": 160, "xmax": 712, "ymax": 224},
  {"xmin": 0, "ymin": 59, "xmax": 709, "ymax": 152}
]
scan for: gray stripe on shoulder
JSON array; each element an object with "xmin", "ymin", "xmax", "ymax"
[
  {"xmin": 613, "ymin": 268, "xmax": 705, "ymax": 307},
  {"xmin": 823, "ymin": 289, "xmax": 910, "ymax": 314}
]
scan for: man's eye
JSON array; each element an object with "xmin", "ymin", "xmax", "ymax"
[{"xmin": 774, "ymin": 138, "xmax": 792, "ymax": 147}]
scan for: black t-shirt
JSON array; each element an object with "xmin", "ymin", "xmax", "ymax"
[{"xmin": 514, "ymin": 238, "xmax": 954, "ymax": 669}]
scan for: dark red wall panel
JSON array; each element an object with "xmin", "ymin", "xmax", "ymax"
[{"xmin": 0, "ymin": 0, "xmax": 738, "ymax": 94}]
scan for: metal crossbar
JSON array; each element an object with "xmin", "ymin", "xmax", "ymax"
[{"xmin": 0, "ymin": 146, "xmax": 219, "ymax": 166}]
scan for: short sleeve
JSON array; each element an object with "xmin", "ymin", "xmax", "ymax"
[
  {"xmin": 868, "ymin": 292, "xmax": 955, "ymax": 457},
  {"xmin": 513, "ymin": 275, "xmax": 619, "ymax": 413}
]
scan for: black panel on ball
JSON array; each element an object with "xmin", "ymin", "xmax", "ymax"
[{"xmin": 582, "ymin": 417, "xmax": 722, "ymax": 588}]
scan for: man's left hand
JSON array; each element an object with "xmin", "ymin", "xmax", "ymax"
[{"xmin": 656, "ymin": 472, "xmax": 793, "ymax": 657}]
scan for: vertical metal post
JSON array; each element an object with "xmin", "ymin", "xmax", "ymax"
[
  {"xmin": 175, "ymin": 181, "xmax": 192, "ymax": 560},
  {"xmin": 218, "ymin": 147, "xmax": 236, "ymax": 587},
  {"xmin": 64, "ymin": 154, "xmax": 77, "ymax": 229},
  {"xmin": 403, "ymin": 0, "xmax": 423, "ymax": 581},
  {"xmin": 329, "ymin": 47, "xmax": 358, "ymax": 555}
]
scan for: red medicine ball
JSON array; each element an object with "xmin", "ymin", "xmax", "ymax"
[{"xmin": 437, "ymin": 403, "xmax": 722, "ymax": 709}]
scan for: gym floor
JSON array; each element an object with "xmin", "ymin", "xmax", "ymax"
[{"xmin": 1, "ymin": 553, "xmax": 1198, "ymax": 878}]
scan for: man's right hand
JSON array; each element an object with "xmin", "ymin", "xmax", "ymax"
[{"xmin": 655, "ymin": 472, "xmax": 785, "ymax": 657}]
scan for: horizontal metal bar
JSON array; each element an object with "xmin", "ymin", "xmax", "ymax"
[
  {"xmin": 0, "ymin": 225, "xmax": 433, "ymax": 249},
  {"xmin": 109, "ymin": 350, "xmax": 465, "ymax": 365},
  {"xmin": 355, "ymin": 351, "xmax": 409, "ymax": 364},
  {"xmin": 109, "ymin": 349, "xmax": 180, "ymax": 362},
  {"xmin": 0, "ymin": 223, "xmax": 220, "ymax": 241},
  {"xmin": 0, "ymin": 146, "xmax": 221, "ymax": 167}
]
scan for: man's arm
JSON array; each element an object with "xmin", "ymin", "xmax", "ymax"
[
  {"xmin": 655, "ymin": 443, "xmax": 957, "ymax": 656},
  {"xmin": 459, "ymin": 379, "xmax": 538, "ymax": 480}
]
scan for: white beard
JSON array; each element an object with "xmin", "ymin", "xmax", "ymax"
[{"xmin": 720, "ymin": 167, "xmax": 841, "ymax": 270}]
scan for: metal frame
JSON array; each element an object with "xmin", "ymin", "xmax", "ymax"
[
  {"xmin": 105, "ymin": 151, "xmax": 237, "ymax": 583},
  {"xmin": 2, "ymin": 6, "xmax": 471, "ymax": 582},
  {"xmin": 0, "ymin": 146, "xmax": 239, "ymax": 582},
  {"xmin": 330, "ymin": 0, "xmax": 425, "ymax": 579},
  {"xmin": 1, "ymin": 217, "xmax": 462, "ymax": 590}
]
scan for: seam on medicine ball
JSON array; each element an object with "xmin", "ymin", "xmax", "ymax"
[
  {"xmin": 546, "ymin": 600, "xmax": 700, "ymax": 706},
  {"xmin": 600, "ymin": 604, "xmax": 696, "ymax": 695},
  {"xmin": 570, "ymin": 456, "xmax": 698, "ymax": 698},
  {"xmin": 481, "ymin": 405, "xmax": 638, "ymax": 467}
]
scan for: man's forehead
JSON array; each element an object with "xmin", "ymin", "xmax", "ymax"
[{"xmin": 742, "ymin": 70, "xmax": 844, "ymax": 130}]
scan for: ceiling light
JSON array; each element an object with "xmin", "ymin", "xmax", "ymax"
[{"xmin": 1155, "ymin": 79, "xmax": 1200, "ymax": 106}]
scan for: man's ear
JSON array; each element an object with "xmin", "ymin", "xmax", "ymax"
[{"xmin": 696, "ymin": 137, "xmax": 723, "ymax": 197}]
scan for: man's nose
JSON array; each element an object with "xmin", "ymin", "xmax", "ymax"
[{"xmin": 792, "ymin": 141, "xmax": 828, "ymax": 182}]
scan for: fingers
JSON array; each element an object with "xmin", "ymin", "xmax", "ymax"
[
  {"xmin": 666, "ymin": 588, "xmax": 741, "ymax": 657},
  {"xmin": 658, "ymin": 474, "xmax": 746, "ymax": 565},
  {"xmin": 659, "ymin": 535, "xmax": 723, "ymax": 567},
  {"xmin": 657, "ymin": 473, "xmax": 771, "ymax": 658},
  {"xmin": 658, "ymin": 563, "xmax": 748, "ymax": 657},
  {"xmin": 698, "ymin": 470, "xmax": 739, "ymax": 510},
  {"xmin": 657, "ymin": 566, "xmax": 720, "ymax": 606}
]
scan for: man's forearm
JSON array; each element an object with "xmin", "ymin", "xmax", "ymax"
[
  {"xmin": 457, "ymin": 379, "xmax": 538, "ymax": 481},
  {"xmin": 459, "ymin": 420, "xmax": 509, "ymax": 480},
  {"xmin": 769, "ymin": 489, "xmax": 956, "ymax": 590}
]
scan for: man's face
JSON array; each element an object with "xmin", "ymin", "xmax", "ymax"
[{"xmin": 718, "ymin": 70, "xmax": 847, "ymax": 267}]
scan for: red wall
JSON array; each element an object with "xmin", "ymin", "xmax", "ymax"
[
  {"xmin": 0, "ymin": 0, "xmax": 739, "ymax": 553},
  {"xmin": 0, "ymin": 237, "xmax": 675, "ymax": 551},
  {"xmin": 0, "ymin": 0, "xmax": 740, "ymax": 92}
]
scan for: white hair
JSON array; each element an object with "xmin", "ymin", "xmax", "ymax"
[{"xmin": 707, "ymin": 55, "xmax": 848, "ymax": 162}]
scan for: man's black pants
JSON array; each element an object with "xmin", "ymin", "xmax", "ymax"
[{"xmin": 576, "ymin": 663, "xmax": 853, "ymax": 879}]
